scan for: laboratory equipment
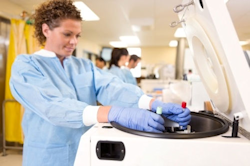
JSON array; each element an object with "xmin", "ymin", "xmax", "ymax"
[
  {"xmin": 74, "ymin": 0, "xmax": 250, "ymax": 165},
  {"xmin": 158, "ymin": 64, "xmax": 175, "ymax": 80},
  {"xmin": 162, "ymin": 80, "xmax": 192, "ymax": 104}
]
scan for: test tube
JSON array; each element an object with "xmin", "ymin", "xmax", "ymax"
[
  {"xmin": 156, "ymin": 107, "xmax": 162, "ymax": 115},
  {"xmin": 182, "ymin": 102, "xmax": 187, "ymax": 109},
  {"xmin": 179, "ymin": 102, "xmax": 187, "ymax": 130}
]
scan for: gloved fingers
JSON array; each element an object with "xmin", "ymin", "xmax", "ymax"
[
  {"xmin": 179, "ymin": 116, "xmax": 191, "ymax": 126},
  {"xmin": 152, "ymin": 101, "xmax": 185, "ymax": 115},
  {"xmin": 179, "ymin": 120, "xmax": 191, "ymax": 127},
  {"xmin": 162, "ymin": 104, "xmax": 183, "ymax": 115},
  {"xmin": 176, "ymin": 115, "xmax": 191, "ymax": 123},
  {"xmin": 151, "ymin": 100, "xmax": 163, "ymax": 112},
  {"xmin": 164, "ymin": 114, "xmax": 178, "ymax": 122},
  {"xmin": 165, "ymin": 114, "xmax": 191, "ymax": 124},
  {"xmin": 164, "ymin": 114, "xmax": 191, "ymax": 129},
  {"xmin": 150, "ymin": 113, "xmax": 165, "ymax": 125},
  {"xmin": 144, "ymin": 126, "xmax": 163, "ymax": 133},
  {"xmin": 177, "ymin": 108, "xmax": 190, "ymax": 118},
  {"xmin": 148, "ymin": 118, "xmax": 165, "ymax": 131}
]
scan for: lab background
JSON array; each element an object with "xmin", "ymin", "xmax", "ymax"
[{"xmin": 0, "ymin": 0, "xmax": 250, "ymax": 165}]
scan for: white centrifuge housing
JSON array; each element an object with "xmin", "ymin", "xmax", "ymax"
[{"xmin": 74, "ymin": 1, "xmax": 250, "ymax": 165}]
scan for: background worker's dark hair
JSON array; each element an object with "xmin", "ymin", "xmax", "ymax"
[
  {"xmin": 120, "ymin": 48, "xmax": 129, "ymax": 56},
  {"xmin": 96, "ymin": 57, "xmax": 106, "ymax": 65},
  {"xmin": 109, "ymin": 48, "xmax": 129, "ymax": 69},
  {"xmin": 129, "ymin": 54, "xmax": 141, "ymax": 62}
]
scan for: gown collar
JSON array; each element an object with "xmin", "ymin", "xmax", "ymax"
[{"xmin": 34, "ymin": 49, "xmax": 57, "ymax": 57}]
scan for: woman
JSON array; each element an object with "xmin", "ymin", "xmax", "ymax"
[
  {"xmin": 9, "ymin": 0, "xmax": 191, "ymax": 165},
  {"xmin": 108, "ymin": 48, "xmax": 129, "ymax": 82}
]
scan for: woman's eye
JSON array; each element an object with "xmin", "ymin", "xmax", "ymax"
[
  {"xmin": 64, "ymin": 33, "xmax": 71, "ymax": 37},
  {"xmin": 76, "ymin": 35, "xmax": 81, "ymax": 38}
]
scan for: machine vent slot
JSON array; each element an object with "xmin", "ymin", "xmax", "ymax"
[{"xmin": 96, "ymin": 141, "xmax": 125, "ymax": 161}]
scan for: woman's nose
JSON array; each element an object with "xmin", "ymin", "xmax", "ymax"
[{"xmin": 70, "ymin": 36, "xmax": 77, "ymax": 44}]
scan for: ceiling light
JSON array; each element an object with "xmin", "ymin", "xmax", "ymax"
[
  {"xmin": 169, "ymin": 40, "xmax": 178, "ymax": 47},
  {"xmin": 132, "ymin": 25, "xmax": 141, "ymax": 32},
  {"xmin": 109, "ymin": 41, "xmax": 127, "ymax": 47},
  {"xmin": 174, "ymin": 28, "xmax": 186, "ymax": 38},
  {"xmin": 224, "ymin": 0, "xmax": 229, "ymax": 3},
  {"xmin": 120, "ymin": 36, "xmax": 140, "ymax": 44},
  {"xmin": 73, "ymin": 1, "xmax": 100, "ymax": 21},
  {"xmin": 240, "ymin": 41, "xmax": 249, "ymax": 46}
]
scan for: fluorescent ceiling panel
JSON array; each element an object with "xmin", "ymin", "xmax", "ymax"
[
  {"xmin": 73, "ymin": 1, "xmax": 100, "ymax": 21},
  {"xmin": 120, "ymin": 36, "xmax": 140, "ymax": 44},
  {"xmin": 131, "ymin": 25, "xmax": 141, "ymax": 32},
  {"xmin": 169, "ymin": 40, "xmax": 178, "ymax": 47},
  {"xmin": 240, "ymin": 41, "xmax": 249, "ymax": 46},
  {"xmin": 109, "ymin": 41, "xmax": 127, "ymax": 47}
]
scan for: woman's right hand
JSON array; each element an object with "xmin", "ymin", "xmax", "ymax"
[
  {"xmin": 108, "ymin": 106, "xmax": 165, "ymax": 133},
  {"xmin": 151, "ymin": 100, "xmax": 191, "ymax": 128}
]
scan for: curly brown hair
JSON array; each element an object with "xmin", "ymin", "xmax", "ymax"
[{"xmin": 33, "ymin": 0, "xmax": 82, "ymax": 46}]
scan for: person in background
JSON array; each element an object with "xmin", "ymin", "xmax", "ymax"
[
  {"xmin": 9, "ymin": 0, "xmax": 191, "ymax": 165},
  {"xmin": 108, "ymin": 48, "xmax": 129, "ymax": 82},
  {"xmin": 188, "ymin": 69, "xmax": 192, "ymax": 75},
  {"xmin": 187, "ymin": 69, "xmax": 200, "ymax": 82},
  {"xmin": 183, "ymin": 69, "xmax": 193, "ymax": 81},
  {"xmin": 95, "ymin": 57, "xmax": 107, "ymax": 70},
  {"xmin": 123, "ymin": 54, "xmax": 141, "ymax": 85}
]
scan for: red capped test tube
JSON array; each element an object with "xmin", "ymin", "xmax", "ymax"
[{"xmin": 182, "ymin": 102, "xmax": 187, "ymax": 109}]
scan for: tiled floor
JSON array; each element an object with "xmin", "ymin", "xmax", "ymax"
[{"xmin": 0, "ymin": 150, "xmax": 22, "ymax": 166}]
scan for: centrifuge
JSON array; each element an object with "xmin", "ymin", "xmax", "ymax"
[{"xmin": 74, "ymin": 0, "xmax": 250, "ymax": 165}]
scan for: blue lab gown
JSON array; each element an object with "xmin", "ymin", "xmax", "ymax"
[
  {"xmin": 109, "ymin": 65, "xmax": 127, "ymax": 82},
  {"xmin": 122, "ymin": 68, "xmax": 137, "ymax": 85},
  {"xmin": 10, "ymin": 52, "xmax": 144, "ymax": 166}
]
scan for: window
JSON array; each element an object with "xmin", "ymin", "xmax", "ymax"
[{"xmin": 101, "ymin": 47, "xmax": 112, "ymax": 61}]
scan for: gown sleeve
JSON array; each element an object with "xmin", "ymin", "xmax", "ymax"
[
  {"xmin": 91, "ymin": 63, "xmax": 144, "ymax": 108},
  {"xmin": 10, "ymin": 56, "xmax": 87, "ymax": 128}
]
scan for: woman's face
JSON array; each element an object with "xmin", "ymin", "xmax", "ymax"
[
  {"xmin": 42, "ymin": 19, "xmax": 81, "ymax": 61},
  {"xmin": 120, "ymin": 55, "xmax": 129, "ymax": 66}
]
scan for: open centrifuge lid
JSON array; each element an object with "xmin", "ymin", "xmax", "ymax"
[{"xmin": 177, "ymin": 0, "xmax": 250, "ymax": 132}]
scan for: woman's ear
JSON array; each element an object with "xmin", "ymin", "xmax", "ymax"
[{"xmin": 42, "ymin": 23, "xmax": 50, "ymax": 38}]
